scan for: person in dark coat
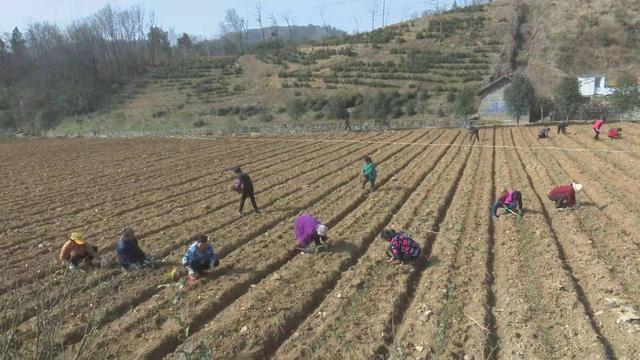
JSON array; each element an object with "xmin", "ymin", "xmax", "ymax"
[
  {"xmin": 538, "ymin": 128, "xmax": 550, "ymax": 139},
  {"xmin": 468, "ymin": 125, "xmax": 480, "ymax": 142},
  {"xmin": 557, "ymin": 121, "xmax": 568, "ymax": 135},
  {"xmin": 233, "ymin": 167, "xmax": 259, "ymax": 214},
  {"xmin": 116, "ymin": 228, "xmax": 152, "ymax": 271}
]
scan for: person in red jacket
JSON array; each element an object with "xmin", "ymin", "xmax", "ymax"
[
  {"xmin": 548, "ymin": 183, "xmax": 583, "ymax": 211},
  {"xmin": 592, "ymin": 117, "xmax": 606, "ymax": 140},
  {"xmin": 608, "ymin": 128, "xmax": 622, "ymax": 139}
]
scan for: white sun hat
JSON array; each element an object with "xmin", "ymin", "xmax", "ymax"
[
  {"xmin": 572, "ymin": 183, "xmax": 583, "ymax": 192},
  {"xmin": 316, "ymin": 224, "xmax": 328, "ymax": 237}
]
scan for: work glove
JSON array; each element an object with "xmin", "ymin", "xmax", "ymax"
[
  {"xmin": 67, "ymin": 262, "xmax": 77, "ymax": 271},
  {"xmin": 186, "ymin": 266, "xmax": 195, "ymax": 276}
]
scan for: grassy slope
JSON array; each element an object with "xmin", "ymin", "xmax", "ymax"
[
  {"xmin": 51, "ymin": 0, "xmax": 639, "ymax": 135},
  {"xmin": 523, "ymin": 0, "xmax": 640, "ymax": 95}
]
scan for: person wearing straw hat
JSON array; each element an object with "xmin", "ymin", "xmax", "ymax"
[
  {"xmin": 380, "ymin": 229, "xmax": 421, "ymax": 265},
  {"xmin": 182, "ymin": 234, "xmax": 219, "ymax": 282},
  {"xmin": 294, "ymin": 214, "xmax": 329, "ymax": 253},
  {"xmin": 548, "ymin": 182, "xmax": 583, "ymax": 211},
  {"xmin": 491, "ymin": 188, "xmax": 524, "ymax": 220},
  {"xmin": 59, "ymin": 232, "xmax": 101, "ymax": 271}
]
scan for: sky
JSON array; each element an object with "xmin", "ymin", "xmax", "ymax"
[{"xmin": 0, "ymin": 0, "xmax": 439, "ymax": 39}]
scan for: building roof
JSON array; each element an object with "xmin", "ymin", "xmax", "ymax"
[{"xmin": 477, "ymin": 75, "xmax": 511, "ymax": 97}]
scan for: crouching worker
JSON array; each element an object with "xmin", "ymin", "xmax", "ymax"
[
  {"xmin": 608, "ymin": 128, "xmax": 622, "ymax": 139},
  {"xmin": 538, "ymin": 127, "xmax": 550, "ymax": 139},
  {"xmin": 182, "ymin": 234, "xmax": 219, "ymax": 281},
  {"xmin": 59, "ymin": 232, "xmax": 101, "ymax": 271},
  {"xmin": 548, "ymin": 182, "xmax": 583, "ymax": 211},
  {"xmin": 116, "ymin": 227, "xmax": 152, "ymax": 271},
  {"xmin": 492, "ymin": 189, "xmax": 523, "ymax": 220},
  {"xmin": 362, "ymin": 156, "xmax": 377, "ymax": 192},
  {"xmin": 380, "ymin": 229, "xmax": 421, "ymax": 265},
  {"xmin": 294, "ymin": 214, "xmax": 329, "ymax": 253}
]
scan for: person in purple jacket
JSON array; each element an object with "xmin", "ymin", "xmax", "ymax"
[{"xmin": 294, "ymin": 214, "xmax": 329, "ymax": 253}]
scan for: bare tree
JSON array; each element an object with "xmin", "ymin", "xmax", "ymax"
[
  {"xmin": 255, "ymin": 1, "xmax": 266, "ymax": 44},
  {"xmin": 269, "ymin": 13, "xmax": 279, "ymax": 41},
  {"xmin": 281, "ymin": 11, "xmax": 295, "ymax": 44},
  {"xmin": 353, "ymin": 18, "xmax": 360, "ymax": 34},
  {"xmin": 368, "ymin": 0, "xmax": 379, "ymax": 31},
  {"xmin": 424, "ymin": 0, "xmax": 449, "ymax": 14},
  {"xmin": 318, "ymin": 3, "xmax": 330, "ymax": 39}
]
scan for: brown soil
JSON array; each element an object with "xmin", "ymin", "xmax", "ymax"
[{"xmin": 1, "ymin": 124, "xmax": 639, "ymax": 359}]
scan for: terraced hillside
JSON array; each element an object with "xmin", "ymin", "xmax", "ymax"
[
  {"xmin": 55, "ymin": 1, "xmax": 515, "ymax": 135},
  {"xmin": 2, "ymin": 124, "xmax": 640, "ymax": 359}
]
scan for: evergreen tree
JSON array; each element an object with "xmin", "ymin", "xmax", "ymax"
[
  {"xmin": 10, "ymin": 27, "xmax": 26, "ymax": 55},
  {"xmin": 554, "ymin": 77, "xmax": 583, "ymax": 121},
  {"xmin": 504, "ymin": 72, "xmax": 535, "ymax": 126}
]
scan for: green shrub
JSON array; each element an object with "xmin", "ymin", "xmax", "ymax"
[
  {"xmin": 287, "ymin": 98, "xmax": 307, "ymax": 120},
  {"xmin": 324, "ymin": 96, "xmax": 349, "ymax": 120},
  {"xmin": 193, "ymin": 119, "xmax": 207, "ymax": 127}
]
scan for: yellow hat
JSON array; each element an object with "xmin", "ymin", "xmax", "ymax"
[{"xmin": 70, "ymin": 232, "xmax": 86, "ymax": 245}]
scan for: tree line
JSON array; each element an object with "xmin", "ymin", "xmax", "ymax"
[{"xmin": 0, "ymin": 5, "xmax": 215, "ymax": 133}]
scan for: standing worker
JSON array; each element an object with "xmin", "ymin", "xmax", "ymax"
[
  {"xmin": 361, "ymin": 156, "xmax": 377, "ymax": 193},
  {"xmin": 548, "ymin": 182, "xmax": 583, "ymax": 211},
  {"xmin": 116, "ymin": 227, "xmax": 152, "ymax": 271},
  {"xmin": 491, "ymin": 188, "xmax": 524, "ymax": 220},
  {"xmin": 182, "ymin": 234, "xmax": 219, "ymax": 281},
  {"xmin": 232, "ymin": 166, "xmax": 259, "ymax": 214},
  {"xmin": 593, "ymin": 117, "xmax": 606, "ymax": 140},
  {"xmin": 59, "ymin": 232, "xmax": 102, "ymax": 271},
  {"xmin": 608, "ymin": 127, "xmax": 622, "ymax": 139},
  {"xmin": 468, "ymin": 125, "xmax": 480, "ymax": 143},
  {"xmin": 294, "ymin": 214, "xmax": 330, "ymax": 253},
  {"xmin": 380, "ymin": 229, "xmax": 421, "ymax": 265},
  {"xmin": 557, "ymin": 121, "xmax": 568, "ymax": 135}
]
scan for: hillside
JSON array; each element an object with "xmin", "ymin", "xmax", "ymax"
[
  {"xmin": 518, "ymin": 0, "xmax": 640, "ymax": 95},
  {"xmin": 51, "ymin": 0, "xmax": 640, "ymax": 135}
]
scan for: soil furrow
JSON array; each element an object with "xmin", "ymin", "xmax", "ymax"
[
  {"xmin": 163, "ymin": 132, "xmax": 461, "ymax": 359},
  {"xmin": 15, "ymin": 131, "xmax": 434, "ymax": 357},
  {"xmin": 513, "ymin": 128, "xmax": 640, "ymax": 357},
  {"xmin": 273, "ymin": 130, "xmax": 474, "ymax": 359}
]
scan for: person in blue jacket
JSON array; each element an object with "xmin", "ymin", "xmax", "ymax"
[
  {"xmin": 182, "ymin": 234, "xmax": 219, "ymax": 280},
  {"xmin": 116, "ymin": 228, "xmax": 152, "ymax": 271}
]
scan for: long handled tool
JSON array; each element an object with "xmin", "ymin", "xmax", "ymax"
[{"xmin": 503, "ymin": 205, "xmax": 523, "ymax": 219}]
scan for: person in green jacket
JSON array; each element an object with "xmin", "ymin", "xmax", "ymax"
[{"xmin": 362, "ymin": 156, "xmax": 377, "ymax": 192}]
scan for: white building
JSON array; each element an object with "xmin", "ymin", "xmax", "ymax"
[{"xmin": 578, "ymin": 75, "xmax": 614, "ymax": 97}]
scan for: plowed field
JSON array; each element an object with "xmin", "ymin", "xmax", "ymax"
[{"xmin": 1, "ymin": 124, "xmax": 639, "ymax": 360}]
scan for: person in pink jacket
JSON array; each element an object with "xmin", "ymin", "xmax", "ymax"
[{"xmin": 592, "ymin": 117, "xmax": 606, "ymax": 140}]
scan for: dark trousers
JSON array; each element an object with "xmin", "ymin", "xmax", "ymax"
[
  {"xmin": 558, "ymin": 125, "xmax": 567, "ymax": 134},
  {"xmin": 548, "ymin": 195, "xmax": 569, "ymax": 208},
  {"xmin": 470, "ymin": 131, "xmax": 479, "ymax": 142},
  {"xmin": 594, "ymin": 128, "xmax": 600, "ymax": 140},
  {"xmin": 362, "ymin": 175, "xmax": 375, "ymax": 191},
  {"xmin": 240, "ymin": 190, "xmax": 259, "ymax": 213},
  {"xmin": 70, "ymin": 246, "xmax": 98, "ymax": 266}
]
